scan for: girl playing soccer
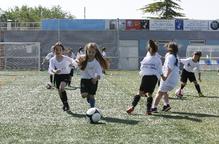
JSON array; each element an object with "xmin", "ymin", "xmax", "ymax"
[
  {"xmin": 126, "ymin": 40, "xmax": 165, "ymax": 115},
  {"xmin": 176, "ymin": 51, "xmax": 204, "ymax": 98},
  {"xmin": 151, "ymin": 42, "xmax": 180, "ymax": 112},
  {"xmin": 77, "ymin": 42, "xmax": 108, "ymax": 108},
  {"xmin": 49, "ymin": 42, "xmax": 77, "ymax": 111}
]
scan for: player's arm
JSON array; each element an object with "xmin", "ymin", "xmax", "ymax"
[
  {"xmin": 198, "ymin": 72, "xmax": 201, "ymax": 82},
  {"xmin": 91, "ymin": 62, "xmax": 102, "ymax": 84},
  {"xmin": 49, "ymin": 59, "xmax": 60, "ymax": 74},
  {"xmin": 179, "ymin": 58, "xmax": 188, "ymax": 65},
  {"xmin": 197, "ymin": 63, "xmax": 201, "ymax": 82}
]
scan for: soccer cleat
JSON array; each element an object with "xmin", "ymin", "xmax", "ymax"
[
  {"xmin": 151, "ymin": 108, "xmax": 158, "ymax": 113},
  {"xmin": 162, "ymin": 104, "xmax": 171, "ymax": 112},
  {"xmin": 198, "ymin": 93, "xmax": 204, "ymax": 97},
  {"xmin": 63, "ymin": 103, "xmax": 70, "ymax": 111},
  {"xmin": 126, "ymin": 107, "xmax": 134, "ymax": 114},
  {"xmin": 176, "ymin": 94, "xmax": 183, "ymax": 99},
  {"xmin": 145, "ymin": 111, "xmax": 152, "ymax": 115}
]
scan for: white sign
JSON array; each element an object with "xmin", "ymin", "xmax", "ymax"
[
  {"xmin": 150, "ymin": 19, "xmax": 175, "ymax": 31},
  {"xmin": 184, "ymin": 20, "xmax": 209, "ymax": 31}
]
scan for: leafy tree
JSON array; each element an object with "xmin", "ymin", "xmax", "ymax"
[
  {"xmin": 0, "ymin": 5, "xmax": 75, "ymax": 22},
  {"xmin": 141, "ymin": 0, "xmax": 185, "ymax": 19}
]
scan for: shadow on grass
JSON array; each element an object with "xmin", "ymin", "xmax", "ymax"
[
  {"xmin": 66, "ymin": 111, "xmax": 140, "ymax": 125},
  {"xmin": 102, "ymin": 117, "xmax": 139, "ymax": 125},
  {"xmin": 66, "ymin": 111, "xmax": 85, "ymax": 118},
  {"xmin": 171, "ymin": 111, "xmax": 219, "ymax": 118},
  {"xmin": 186, "ymin": 94, "xmax": 219, "ymax": 99},
  {"xmin": 154, "ymin": 111, "xmax": 219, "ymax": 122},
  {"xmin": 169, "ymin": 97, "xmax": 188, "ymax": 100},
  {"xmin": 153, "ymin": 113, "xmax": 202, "ymax": 122}
]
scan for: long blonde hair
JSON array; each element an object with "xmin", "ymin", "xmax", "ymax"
[{"xmin": 78, "ymin": 42, "xmax": 109, "ymax": 70}]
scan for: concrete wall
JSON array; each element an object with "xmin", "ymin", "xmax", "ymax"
[{"xmin": 2, "ymin": 30, "xmax": 219, "ymax": 70}]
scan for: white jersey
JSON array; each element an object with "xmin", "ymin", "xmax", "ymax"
[
  {"xmin": 49, "ymin": 55, "xmax": 77, "ymax": 74},
  {"xmin": 45, "ymin": 52, "xmax": 54, "ymax": 60},
  {"xmin": 159, "ymin": 53, "xmax": 180, "ymax": 92},
  {"xmin": 69, "ymin": 52, "xmax": 76, "ymax": 60},
  {"xmin": 146, "ymin": 51, "xmax": 162, "ymax": 59},
  {"xmin": 139, "ymin": 53, "xmax": 163, "ymax": 79},
  {"xmin": 80, "ymin": 59, "xmax": 103, "ymax": 79},
  {"xmin": 180, "ymin": 57, "xmax": 200, "ymax": 73},
  {"xmin": 102, "ymin": 51, "xmax": 106, "ymax": 57}
]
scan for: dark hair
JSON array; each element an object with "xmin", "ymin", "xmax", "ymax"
[
  {"xmin": 194, "ymin": 51, "xmax": 202, "ymax": 57},
  {"xmin": 54, "ymin": 42, "xmax": 65, "ymax": 51},
  {"xmin": 102, "ymin": 47, "xmax": 106, "ymax": 51},
  {"xmin": 165, "ymin": 42, "xmax": 178, "ymax": 66},
  {"xmin": 193, "ymin": 51, "xmax": 202, "ymax": 62},
  {"xmin": 148, "ymin": 40, "xmax": 158, "ymax": 54},
  {"xmin": 78, "ymin": 46, "xmax": 84, "ymax": 52},
  {"xmin": 78, "ymin": 42, "xmax": 109, "ymax": 70}
]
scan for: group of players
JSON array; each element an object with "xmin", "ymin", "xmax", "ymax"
[
  {"xmin": 42, "ymin": 42, "xmax": 108, "ymax": 111},
  {"xmin": 126, "ymin": 40, "xmax": 204, "ymax": 115},
  {"xmin": 42, "ymin": 40, "xmax": 204, "ymax": 115}
]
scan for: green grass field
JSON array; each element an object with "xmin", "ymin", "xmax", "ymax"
[{"xmin": 0, "ymin": 70, "xmax": 218, "ymax": 144}]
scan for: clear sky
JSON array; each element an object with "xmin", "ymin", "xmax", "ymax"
[{"xmin": 1, "ymin": 0, "xmax": 219, "ymax": 20}]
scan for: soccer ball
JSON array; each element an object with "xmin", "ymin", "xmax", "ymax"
[
  {"xmin": 175, "ymin": 88, "xmax": 184, "ymax": 98},
  {"xmin": 86, "ymin": 107, "xmax": 102, "ymax": 123}
]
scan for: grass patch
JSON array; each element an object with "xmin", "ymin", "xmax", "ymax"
[{"xmin": 0, "ymin": 70, "xmax": 218, "ymax": 143}]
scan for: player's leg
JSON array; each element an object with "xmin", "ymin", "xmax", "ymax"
[
  {"xmin": 162, "ymin": 92, "xmax": 171, "ymax": 111},
  {"xmin": 179, "ymin": 69, "xmax": 188, "ymax": 94},
  {"xmin": 126, "ymin": 91, "xmax": 144, "ymax": 114},
  {"xmin": 193, "ymin": 81, "xmax": 204, "ymax": 96},
  {"xmin": 190, "ymin": 73, "xmax": 204, "ymax": 96},
  {"xmin": 59, "ymin": 81, "xmax": 69, "ymax": 111},
  {"xmin": 87, "ymin": 79, "xmax": 98, "ymax": 108},
  {"xmin": 146, "ymin": 93, "xmax": 153, "ymax": 115},
  {"xmin": 151, "ymin": 91, "xmax": 164, "ymax": 113}
]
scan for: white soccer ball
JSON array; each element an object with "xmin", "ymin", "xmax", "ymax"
[
  {"xmin": 175, "ymin": 88, "xmax": 184, "ymax": 98},
  {"xmin": 86, "ymin": 107, "xmax": 102, "ymax": 123}
]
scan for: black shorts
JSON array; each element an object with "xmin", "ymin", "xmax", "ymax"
[
  {"xmin": 181, "ymin": 69, "xmax": 196, "ymax": 83},
  {"xmin": 70, "ymin": 69, "xmax": 74, "ymax": 77},
  {"xmin": 139, "ymin": 75, "xmax": 158, "ymax": 93},
  {"xmin": 80, "ymin": 79, "xmax": 98, "ymax": 95},
  {"xmin": 54, "ymin": 74, "xmax": 70, "ymax": 89}
]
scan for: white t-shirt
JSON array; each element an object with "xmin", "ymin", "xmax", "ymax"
[
  {"xmin": 180, "ymin": 57, "xmax": 200, "ymax": 73},
  {"xmin": 49, "ymin": 55, "xmax": 77, "ymax": 74},
  {"xmin": 80, "ymin": 59, "xmax": 103, "ymax": 79},
  {"xmin": 69, "ymin": 52, "xmax": 76, "ymax": 60},
  {"xmin": 159, "ymin": 53, "xmax": 180, "ymax": 92},
  {"xmin": 146, "ymin": 51, "xmax": 162, "ymax": 59},
  {"xmin": 139, "ymin": 53, "xmax": 163, "ymax": 79}
]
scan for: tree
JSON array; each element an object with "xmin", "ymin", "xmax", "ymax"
[
  {"xmin": 0, "ymin": 5, "xmax": 75, "ymax": 22},
  {"xmin": 141, "ymin": 0, "xmax": 185, "ymax": 19}
]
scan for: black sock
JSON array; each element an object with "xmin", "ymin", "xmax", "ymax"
[
  {"xmin": 89, "ymin": 97, "xmax": 95, "ymax": 108},
  {"xmin": 195, "ymin": 84, "xmax": 201, "ymax": 93},
  {"xmin": 146, "ymin": 96, "xmax": 153, "ymax": 112},
  {"xmin": 132, "ymin": 95, "xmax": 141, "ymax": 107},
  {"xmin": 180, "ymin": 84, "xmax": 185, "ymax": 90},
  {"xmin": 60, "ymin": 91, "xmax": 68, "ymax": 104},
  {"xmin": 50, "ymin": 75, "xmax": 53, "ymax": 83}
]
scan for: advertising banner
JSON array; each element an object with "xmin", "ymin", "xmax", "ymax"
[
  {"xmin": 184, "ymin": 20, "xmax": 209, "ymax": 31},
  {"xmin": 149, "ymin": 19, "xmax": 175, "ymax": 31}
]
